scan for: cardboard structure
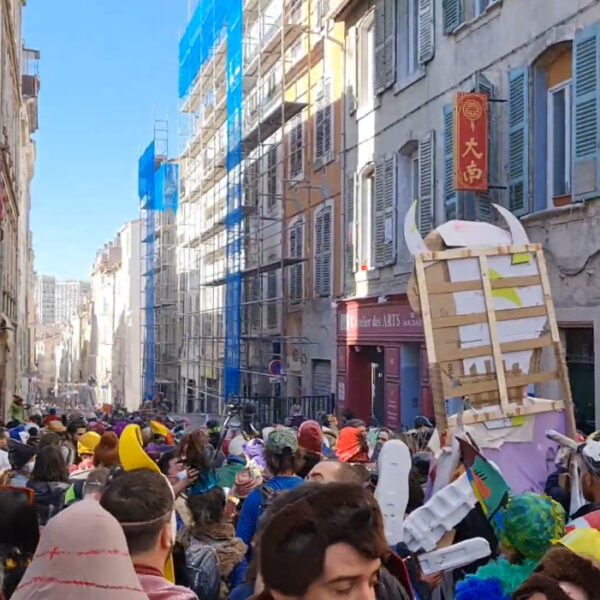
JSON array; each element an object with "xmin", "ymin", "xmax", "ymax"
[{"xmin": 404, "ymin": 203, "xmax": 576, "ymax": 439}]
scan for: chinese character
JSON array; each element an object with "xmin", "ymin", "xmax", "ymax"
[
  {"xmin": 464, "ymin": 160, "xmax": 483, "ymax": 183},
  {"xmin": 462, "ymin": 137, "xmax": 483, "ymax": 160}
]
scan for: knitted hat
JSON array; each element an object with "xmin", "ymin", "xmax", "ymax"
[
  {"xmin": 233, "ymin": 468, "xmax": 263, "ymax": 499},
  {"xmin": 497, "ymin": 492, "xmax": 565, "ymax": 562},
  {"xmin": 94, "ymin": 431, "xmax": 120, "ymax": 468},
  {"xmin": 298, "ymin": 420, "xmax": 322, "ymax": 454},
  {"xmin": 265, "ymin": 428, "xmax": 298, "ymax": 455},
  {"xmin": 7, "ymin": 439, "xmax": 36, "ymax": 470},
  {"xmin": 78, "ymin": 431, "xmax": 101, "ymax": 457},
  {"xmin": 47, "ymin": 420, "xmax": 66, "ymax": 434}
]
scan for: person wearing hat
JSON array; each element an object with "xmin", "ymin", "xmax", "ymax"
[
  {"xmin": 236, "ymin": 428, "xmax": 303, "ymax": 554},
  {"xmin": 297, "ymin": 420, "xmax": 323, "ymax": 479},
  {"xmin": 572, "ymin": 439, "xmax": 600, "ymax": 520},
  {"xmin": 224, "ymin": 468, "xmax": 264, "ymax": 526},
  {"xmin": 217, "ymin": 435, "xmax": 247, "ymax": 489},
  {"xmin": 43, "ymin": 407, "xmax": 59, "ymax": 427},
  {"xmin": 70, "ymin": 430, "xmax": 101, "ymax": 474},
  {"xmin": 3, "ymin": 439, "xmax": 36, "ymax": 487},
  {"xmin": 9, "ymin": 395, "xmax": 26, "ymax": 424}
]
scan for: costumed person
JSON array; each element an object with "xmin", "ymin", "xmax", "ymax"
[
  {"xmin": 236, "ymin": 429, "xmax": 304, "ymax": 554},
  {"xmin": 9, "ymin": 396, "xmax": 26, "ymax": 424},
  {"xmin": 455, "ymin": 492, "xmax": 565, "ymax": 600},
  {"xmin": 26, "ymin": 445, "xmax": 70, "ymax": 526},
  {"xmin": 336, "ymin": 426, "xmax": 370, "ymax": 463},
  {"xmin": 0, "ymin": 486, "xmax": 40, "ymax": 599},
  {"xmin": 42, "ymin": 407, "xmax": 59, "ymax": 427},
  {"xmin": 70, "ymin": 430, "xmax": 101, "ymax": 473},
  {"xmin": 93, "ymin": 431, "xmax": 121, "ymax": 469},
  {"xmin": 296, "ymin": 420, "xmax": 323, "ymax": 479},
  {"xmin": 217, "ymin": 435, "xmax": 247, "ymax": 489},
  {"xmin": 513, "ymin": 527, "xmax": 600, "ymax": 599},
  {"xmin": 11, "ymin": 498, "xmax": 149, "ymax": 600},
  {"xmin": 101, "ymin": 470, "xmax": 198, "ymax": 600},
  {"xmin": 572, "ymin": 439, "xmax": 600, "ymax": 519},
  {"xmin": 244, "ymin": 437, "xmax": 266, "ymax": 475},
  {"xmin": 226, "ymin": 469, "xmax": 263, "ymax": 525},
  {"xmin": 183, "ymin": 486, "xmax": 247, "ymax": 600}
]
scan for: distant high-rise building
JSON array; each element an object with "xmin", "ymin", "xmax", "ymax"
[
  {"xmin": 34, "ymin": 275, "xmax": 56, "ymax": 325},
  {"xmin": 55, "ymin": 281, "xmax": 91, "ymax": 324}
]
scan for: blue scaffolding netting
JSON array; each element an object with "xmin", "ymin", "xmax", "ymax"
[
  {"xmin": 178, "ymin": 0, "xmax": 244, "ymax": 402},
  {"xmin": 139, "ymin": 145, "xmax": 179, "ymax": 401}
]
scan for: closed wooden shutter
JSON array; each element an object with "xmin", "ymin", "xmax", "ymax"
[
  {"xmin": 418, "ymin": 0, "xmax": 434, "ymax": 65},
  {"xmin": 418, "ymin": 131, "xmax": 434, "ymax": 235},
  {"xmin": 443, "ymin": 103, "xmax": 458, "ymax": 220},
  {"xmin": 374, "ymin": 156, "xmax": 397, "ymax": 267},
  {"xmin": 345, "ymin": 173, "xmax": 357, "ymax": 276},
  {"xmin": 443, "ymin": 0, "xmax": 463, "ymax": 34}
]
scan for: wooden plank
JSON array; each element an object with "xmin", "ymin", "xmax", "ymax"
[
  {"xmin": 427, "ymin": 275, "xmax": 541, "ymax": 295},
  {"xmin": 431, "ymin": 305, "xmax": 547, "ymax": 329},
  {"xmin": 478, "ymin": 254, "xmax": 510, "ymax": 413},
  {"xmin": 448, "ymin": 399, "xmax": 566, "ymax": 426},
  {"xmin": 535, "ymin": 249, "xmax": 561, "ymax": 343},
  {"xmin": 437, "ymin": 334, "xmax": 553, "ymax": 362},
  {"xmin": 553, "ymin": 340, "xmax": 577, "ymax": 440},
  {"xmin": 450, "ymin": 370, "xmax": 559, "ymax": 397},
  {"xmin": 419, "ymin": 243, "xmax": 542, "ymax": 263},
  {"xmin": 415, "ymin": 254, "xmax": 438, "ymax": 362}
]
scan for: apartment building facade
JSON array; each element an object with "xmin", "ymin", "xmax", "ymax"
[
  {"xmin": 34, "ymin": 274, "xmax": 55, "ymax": 325},
  {"xmin": 55, "ymin": 280, "xmax": 91, "ymax": 324},
  {"xmin": 335, "ymin": 0, "xmax": 600, "ymax": 430}
]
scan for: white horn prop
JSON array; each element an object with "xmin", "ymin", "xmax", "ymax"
[
  {"xmin": 404, "ymin": 200, "xmax": 429, "ymax": 256},
  {"xmin": 493, "ymin": 203, "xmax": 530, "ymax": 245}
]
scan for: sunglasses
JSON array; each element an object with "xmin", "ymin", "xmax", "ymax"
[{"xmin": 0, "ymin": 485, "xmax": 35, "ymax": 505}]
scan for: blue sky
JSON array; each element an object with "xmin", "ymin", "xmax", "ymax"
[{"xmin": 24, "ymin": 0, "xmax": 188, "ymax": 280}]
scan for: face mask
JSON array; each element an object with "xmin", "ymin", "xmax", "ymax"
[{"xmin": 176, "ymin": 470, "xmax": 188, "ymax": 482}]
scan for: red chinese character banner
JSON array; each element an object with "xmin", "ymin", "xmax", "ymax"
[{"xmin": 453, "ymin": 92, "xmax": 489, "ymax": 192}]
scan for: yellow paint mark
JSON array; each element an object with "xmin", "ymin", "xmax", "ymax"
[
  {"xmin": 510, "ymin": 415, "xmax": 526, "ymax": 427},
  {"xmin": 489, "ymin": 268, "xmax": 523, "ymax": 307},
  {"xmin": 512, "ymin": 253, "xmax": 531, "ymax": 264}
]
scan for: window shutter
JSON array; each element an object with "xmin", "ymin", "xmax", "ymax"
[
  {"xmin": 507, "ymin": 67, "xmax": 530, "ymax": 216},
  {"xmin": 314, "ymin": 211, "xmax": 324, "ymax": 296},
  {"xmin": 374, "ymin": 156, "xmax": 396, "ymax": 267},
  {"xmin": 418, "ymin": 0, "xmax": 435, "ymax": 65},
  {"xmin": 322, "ymin": 207, "xmax": 332, "ymax": 295},
  {"xmin": 443, "ymin": 103, "xmax": 458, "ymax": 220},
  {"xmin": 296, "ymin": 221, "xmax": 304, "ymax": 301},
  {"xmin": 475, "ymin": 73, "xmax": 494, "ymax": 221},
  {"xmin": 443, "ymin": 0, "xmax": 463, "ymax": 34},
  {"xmin": 315, "ymin": 81, "xmax": 325, "ymax": 163},
  {"xmin": 346, "ymin": 27, "xmax": 358, "ymax": 114},
  {"xmin": 289, "ymin": 226, "xmax": 298, "ymax": 301},
  {"xmin": 374, "ymin": 0, "xmax": 387, "ymax": 94},
  {"xmin": 345, "ymin": 173, "xmax": 357, "ymax": 274},
  {"xmin": 573, "ymin": 23, "xmax": 600, "ymax": 201},
  {"xmin": 290, "ymin": 122, "xmax": 298, "ymax": 178},
  {"xmin": 323, "ymin": 77, "xmax": 333, "ymax": 161},
  {"xmin": 383, "ymin": 0, "xmax": 396, "ymax": 88},
  {"xmin": 418, "ymin": 131, "xmax": 434, "ymax": 235}
]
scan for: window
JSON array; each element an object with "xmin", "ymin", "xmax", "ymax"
[
  {"xmin": 396, "ymin": 0, "xmax": 433, "ymax": 85},
  {"xmin": 315, "ymin": 77, "xmax": 333, "ymax": 165},
  {"xmin": 314, "ymin": 206, "xmax": 332, "ymax": 297},
  {"xmin": 289, "ymin": 219, "xmax": 304, "ymax": 303},
  {"xmin": 474, "ymin": 0, "xmax": 495, "ymax": 17},
  {"xmin": 267, "ymin": 270, "xmax": 277, "ymax": 328},
  {"xmin": 316, "ymin": 0, "xmax": 330, "ymax": 29},
  {"xmin": 547, "ymin": 82, "xmax": 572, "ymax": 203},
  {"xmin": 267, "ymin": 144, "xmax": 277, "ymax": 209},
  {"xmin": 358, "ymin": 166, "xmax": 375, "ymax": 270},
  {"xmin": 358, "ymin": 12, "xmax": 375, "ymax": 107},
  {"xmin": 289, "ymin": 115, "xmax": 304, "ymax": 179}
]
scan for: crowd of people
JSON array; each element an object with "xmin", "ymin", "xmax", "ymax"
[{"xmin": 0, "ymin": 396, "xmax": 599, "ymax": 600}]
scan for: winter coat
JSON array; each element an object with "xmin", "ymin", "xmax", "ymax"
[
  {"xmin": 217, "ymin": 457, "xmax": 246, "ymax": 489},
  {"xmin": 183, "ymin": 523, "xmax": 247, "ymax": 600},
  {"xmin": 26, "ymin": 480, "xmax": 69, "ymax": 526}
]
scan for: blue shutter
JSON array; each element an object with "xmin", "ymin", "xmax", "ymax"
[
  {"xmin": 507, "ymin": 67, "xmax": 530, "ymax": 216},
  {"xmin": 443, "ymin": 0, "xmax": 463, "ymax": 34},
  {"xmin": 573, "ymin": 23, "xmax": 600, "ymax": 202},
  {"xmin": 443, "ymin": 103, "xmax": 458, "ymax": 220},
  {"xmin": 475, "ymin": 73, "xmax": 494, "ymax": 221}
]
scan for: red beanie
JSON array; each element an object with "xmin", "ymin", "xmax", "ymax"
[{"xmin": 298, "ymin": 420, "xmax": 322, "ymax": 454}]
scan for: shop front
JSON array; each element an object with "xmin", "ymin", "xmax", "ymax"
[{"xmin": 336, "ymin": 295, "xmax": 432, "ymax": 430}]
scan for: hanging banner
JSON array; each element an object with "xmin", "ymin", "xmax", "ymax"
[{"xmin": 453, "ymin": 92, "xmax": 489, "ymax": 191}]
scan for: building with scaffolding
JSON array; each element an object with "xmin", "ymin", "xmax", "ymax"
[
  {"xmin": 176, "ymin": 0, "xmax": 341, "ymax": 414},
  {"xmin": 139, "ymin": 124, "xmax": 180, "ymax": 405}
]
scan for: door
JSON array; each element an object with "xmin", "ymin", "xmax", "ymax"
[
  {"xmin": 564, "ymin": 328, "xmax": 595, "ymax": 434},
  {"xmin": 312, "ymin": 359, "xmax": 332, "ymax": 396}
]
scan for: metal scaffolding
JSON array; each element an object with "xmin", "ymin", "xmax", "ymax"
[{"xmin": 177, "ymin": 0, "xmax": 311, "ymax": 413}]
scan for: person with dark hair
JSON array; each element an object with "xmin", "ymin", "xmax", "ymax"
[
  {"xmin": 27, "ymin": 445, "xmax": 69, "ymax": 526},
  {"xmin": 3, "ymin": 441, "xmax": 36, "ymax": 487},
  {"xmin": 236, "ymin": 429, "xmax": 304, "ymax": 551},
  {"xmin": 0, "ymin": 486, "xmax": 39, "ymax": 599},
  {"xmin": 63, "ymin": 420, "xmax": 86, "ymax": 466},
  {"xmin": 93, "ymin": 431, "xmax": 120, "ymax": 468},
  {"xmin": 256, "ymin": 482, "xmax": 412, "ymax": 600},
  {"xmin": 100, "ymin": 469, "xmax": 198, "ymax": 600},
  {"xmin": 183, "ymin": 487, "xmax": 247, "ymax": 600}
]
